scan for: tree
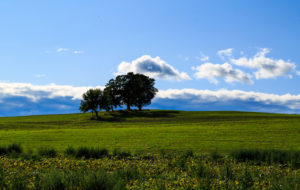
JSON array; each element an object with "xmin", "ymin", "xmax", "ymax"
[
  {"xmin": 114, "ymin": 72, "xmax": 137, "ymax": 111},
  {"xmin": 79, "ymin": 88, "xmax": 105, "ymax": 119},
  {"xmin": 103, "ymin": 79, "xmax": 122, "ymax": 111},
  {"xmin": 134, "ymin": 73, "xmax": 158, "ymax": 111},
  {"xmin": 112, "ymin": 72, "xmax": 157, "ymax": 111}
]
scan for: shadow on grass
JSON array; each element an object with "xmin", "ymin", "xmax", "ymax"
[{"xmin": 97, "ymin": 110, "xmax": 180, "ymax": 122}]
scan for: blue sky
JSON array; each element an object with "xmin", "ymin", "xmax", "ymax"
[{"xmin": 1, "ymin": 1, "xmax": 300, "ymax": 116}]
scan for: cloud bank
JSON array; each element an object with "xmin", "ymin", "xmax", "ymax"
[
  {"xmin": 155, "ymin": 89, "xmax": 300, "ymax": 111},
  {"xmin": 116, "ymin": 55, "xmax": 191, "ymax": 81},
  {"xmin": 192, "ymin": 62, "xmax": 253, "ymax": 84},
  {"xmin": 1, "ymin": 82, "xmax": 300, "ymax": 116},
  {"xmin": 0, "ymin": 82, "xmax": 103, "ymax": 102}
]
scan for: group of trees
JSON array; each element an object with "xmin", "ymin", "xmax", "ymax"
[{"xmin": 79, "ymin": 72, "xmax": 158, "ymax": 119}]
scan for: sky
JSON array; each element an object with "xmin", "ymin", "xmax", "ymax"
[{"xmin": 1, "ymin": 0, "xmax": 300, "ymax": 116}]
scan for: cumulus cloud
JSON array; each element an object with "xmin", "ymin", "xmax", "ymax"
[
  {"xmin": 116, "ymin": 55, "xmax": 191, "ymax": 81},
  {"xmin": 192, "ymin": 62, "xmax": 253, "ymax": 84},
  {"xmin": 56, "ymin": 48, "xmax": 69, "ymax": 53},
  {"xmin": 195, "ymin": 52, "xmax": 209, "ymax": 62},
  {"xmin": 217, "ymin": 48, "xmax": 233, "ymax": 59},
  {"xmin": 231, "ymin": 48, "xmax": 296, "ymax": 79}
]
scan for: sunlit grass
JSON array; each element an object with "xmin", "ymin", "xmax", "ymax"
[{"xmin": 0, "ymin": 110, "xmax": 299, "ymax": 152}]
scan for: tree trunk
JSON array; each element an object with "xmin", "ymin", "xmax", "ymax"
[
  {"xmin": 138, "ymin": 105, "xmax": 142, "ymax": 111},
  {"xmin": 95, "ymin": 110, "xmax": 99, "ymax": 119},
  {"xmin": 127, "ymin": 104, "xmax": 131, "ymax": 111}
]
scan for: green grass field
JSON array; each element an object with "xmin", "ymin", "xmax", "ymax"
[{"xmin": 0, "ymin": 110, "xmax": 299, "ymax": 152}]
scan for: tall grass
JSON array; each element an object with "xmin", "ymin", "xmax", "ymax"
[
  {"xmin": 65, "ymin": 146, "xmax": 109, "ymax": 159},
  {"xmin": 34, "ymin": 170, "xmax": 126, "ymax": 190},
  {"xmin": 230, "ymin": 149, "xmax": 300, "ymax": 167},
  {"xmin": 38, "ymin": 147, "xmax": 57, "ymax": 158},
  {"xmin": 0, "ymin": 143, "xmax": 22, "ymax": 156}
]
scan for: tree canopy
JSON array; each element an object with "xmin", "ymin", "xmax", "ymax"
[{"xmin": 79, "ymin": 88, "xmax": 106, "ymax": 119}]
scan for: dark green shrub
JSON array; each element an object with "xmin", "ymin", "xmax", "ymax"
[
  {"xmin": 210, "ymin": 151, "xmax": 223, "ymax": 161},
  {"xmin": 182, "ymin": 150, "xmax": 194, "ymax": 158},
  {"xmin": 38, "ymin": 147, "xmax": 57, "ymax": 158},
  {"xmin": 64, "ymin": 146, "xmax": 76, "ymax": 156},
  {"xmin": 75, "ymin": 147, "xmax": 109, "ymax": 159},
  {"xmin": 0, "ymin": 147, "xmax": 7, "ymax": 155},
  {"xmin": 7, "ymin": 143, "xmax": 22, "ymax": 154},
  {"xmin": 113, "ymin": 148, "xmax": 131, "ymax": 159},
  {"xmin": 90, "ymin": 147, "xmax": 109, "ymax": 159},
  {"xmin": 230, "ymin": 149, "xmax": 300, "ymax": 166},
  {"xmin": 76, "ymin": 147, "xmax": 90, "ymax": 158},
  {"xmin": 0, "ymin": 143, "xmax": 23, "ymax": 156}
]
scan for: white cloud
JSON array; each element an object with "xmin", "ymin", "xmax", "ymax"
[
  {"xmin": 195, "ymin": 52, "xmax": 209, "ymax": 62},
  {"xmin": 0, "ymin": 82, "xmax": 103, "ymax": 102},
  {"xmin": 73, "ymin": 50, "xmax": 85, "ymax": 54},
  {"xmin": 231, "ymin": 48, "xmax": 296, "ymax": 79},
  {"xmin": 116, "ymin": 55, "xmax": 191, "ymax": 81},
  {"xmin": 217, "ymin": 48, "xmax": 233, "ymax": 59},
  {"xmin": 56, "ymin": 48, "xmax": 69, "ymax": 53},
  {"xmin": 192, "ymin": 62, "xmax": 253, "ymax": 84},
  {"xmin": 156, "ymin": 88, "xmax": 300, "ymax": 110}
]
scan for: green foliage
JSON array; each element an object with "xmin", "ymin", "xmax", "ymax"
[
  {"xmin": 79, "ymin": 88, "xmax": 106, "ymax": 119},
  {"xmin": 103, "ymin": 79, "xmax": 122, "ymax": 111},
  {"xmin": 7, "ymin": 143, "xmax": 22, "ymax": 154},
  {"xmin": 106, "ymin": 72, "xmax": 157, "ymax": 111},
  {"xmin": 231, "ymin": 149, "xmax": 300, "ymax": 166},
  {"xmin": 38, "ymin": 147, "xmax": 57, "ymax": 158},
  {"xmin": 132, "ymin": 73, "xmax": 158, "ymax": 110},
  {"xmin": 112, "ymin": 148, "xmax": 131, "ymax": 159},
  {"xmin": 64, "ymin": 146, "xmax": 76, "ymax": 156},
  {"xmin": 239, "ymin": 167, "xmax": 254, "ymax": 189},
  {"xmin": 0, "ymin": 143, "xmax": 23, "ymax": 156},
  {"xmin": 66, "ymin": 146, "xmax": 109, "ymax": 159},
  {"xmin": 37, "ymin": 170, "xmax": 126, "ymax": 190},
  {"xmin": 0, "ymin": 149, "xmax": 299, "ymax": 189},
  {"xmin": 210, "ymin": 150, "xmax": 223, "ymax": 161}
]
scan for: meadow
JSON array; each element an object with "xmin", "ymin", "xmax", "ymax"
[
  {"xmin": 0, "ymin": 110, "xmax": 300, "ymax": 189},
  {"xmin": 0, "ymin": 110, "xmax": 299, "ymax": 152}
]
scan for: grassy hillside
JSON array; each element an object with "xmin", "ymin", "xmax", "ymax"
[{"xmin": 0, "ymin": 110, "xmax": 299, "ymax": 152}]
